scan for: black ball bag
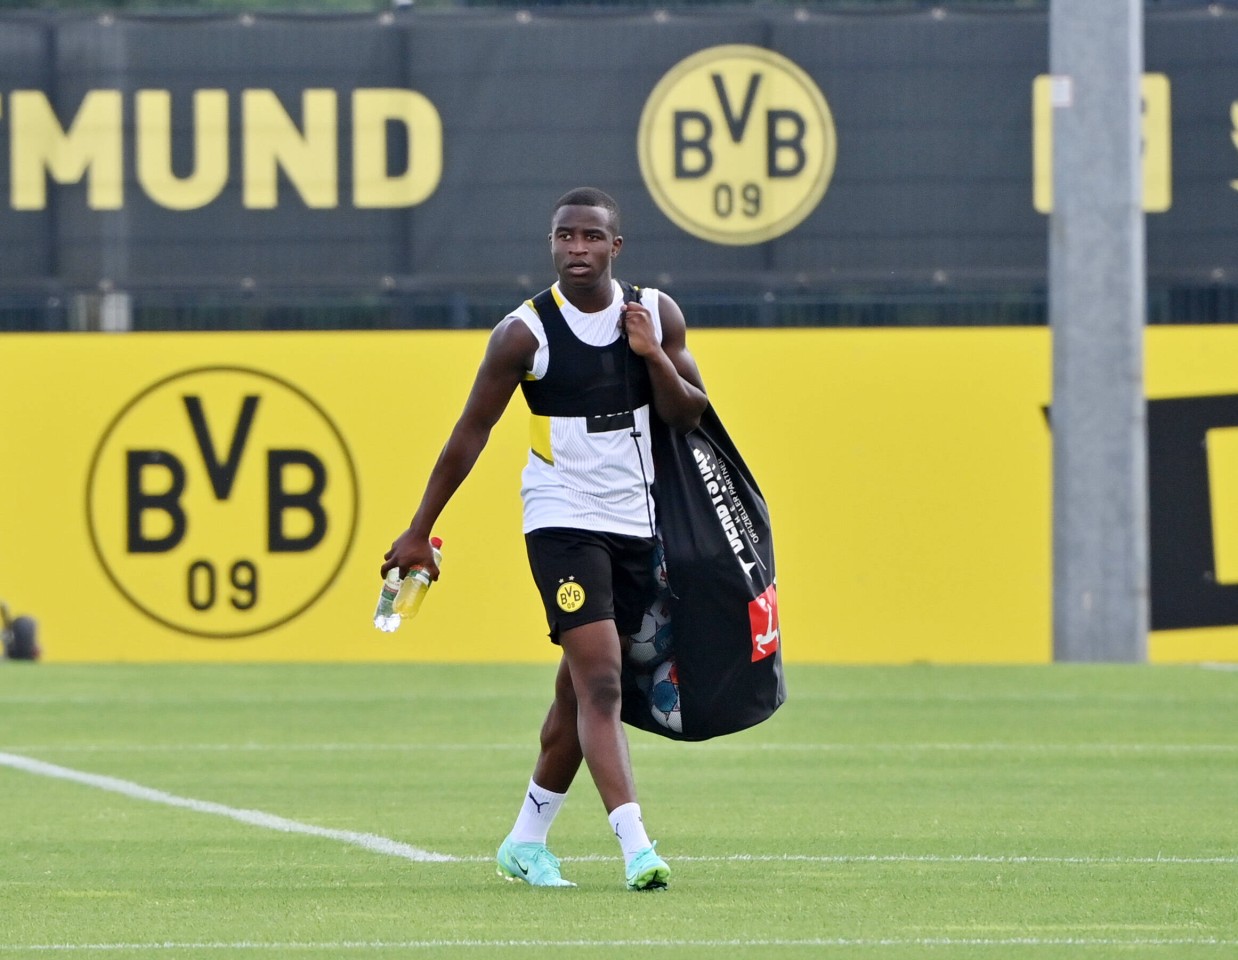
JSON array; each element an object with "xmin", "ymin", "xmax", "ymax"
[{"xmin": 621, "ymin": 403, "xmax": 786, "ymax": 741}]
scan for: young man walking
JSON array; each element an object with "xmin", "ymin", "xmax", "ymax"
[{"xmin": 382, "ymin": 187, "xmax": 707, "ymax": 889}]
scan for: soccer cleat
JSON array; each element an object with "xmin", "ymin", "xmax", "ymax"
[
  {"xmin": 496, "ymin": 836, "xmax": 576, "ymax": 888},
  {"xmin": 625, "ymin": 842, "xmax": 670, "ymax": 891}
]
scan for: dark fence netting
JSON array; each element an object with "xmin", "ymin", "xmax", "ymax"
[{"xmin": 0, "ymin": 3, "xmax": 1235, "ymax": 329}]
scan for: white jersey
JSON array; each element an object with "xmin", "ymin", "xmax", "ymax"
[{"xmin": 512, "ymin": 280, "xmax": 663, "ymax": 537}]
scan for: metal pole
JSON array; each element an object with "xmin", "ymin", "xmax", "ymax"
[{"xmin": 1048, "ymin": 0, "xmax": 1148, "ymax": 662}]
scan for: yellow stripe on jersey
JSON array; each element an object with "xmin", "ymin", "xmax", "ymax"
[{"xmin": 530, "ymin": 413, "xmax": 553, "ymax": 465}]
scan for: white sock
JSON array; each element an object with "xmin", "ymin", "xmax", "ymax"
[
  {"xmin": 509, "ymin": 779, "xmax": 567, "ymax": 845},
  {"xmin": 608, "ymin": 801, "xmax": 653, "ymax": 863}
]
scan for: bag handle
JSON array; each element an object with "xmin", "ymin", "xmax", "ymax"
[{"xmin": 618, "ymin": 281, "xmax": 673, "ymax": 592}]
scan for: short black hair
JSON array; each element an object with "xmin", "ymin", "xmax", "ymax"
[{"xmin": 553, "ymin": 187, "xmax": 620, "ymax": 233}]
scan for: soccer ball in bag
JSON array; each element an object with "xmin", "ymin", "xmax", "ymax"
[
  {"xmin": 650, "ymin": 658, "xmax": 682, "ymax": 733},
  {"xmin": 628, "ymin": 597, "xmax": 673, "ymax": 668},
  {"xmin": 651, "ymin": 537, "xmax": 670, "ymax": 594}
]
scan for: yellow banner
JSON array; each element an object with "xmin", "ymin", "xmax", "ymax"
[{"xmin": 1, "ymin": 328, "xmax": 1235, "ymax": 664}]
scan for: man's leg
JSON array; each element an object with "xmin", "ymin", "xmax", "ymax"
[
  {"xmin": 556, "ymin": 619, "xmax": 633, "ymax": 810},
  {"xmin": 559, "ymin": 620, "xmax": 669, "ymax": 890},
  {"xmin": 497, "ymin": 656, "xmax": 581, "ymax": 888},
  {"xmin": 532, "ymin": 654, "xmax": 583, "ymax": 793}
]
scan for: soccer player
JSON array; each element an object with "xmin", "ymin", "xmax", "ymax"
[{"xmin": 381, "ymin": 187, "xmax": 708, "ymax": 890}]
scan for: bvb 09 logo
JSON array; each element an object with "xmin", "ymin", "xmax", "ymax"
[
  {"xmin": 87, "ymin": 367, "xmax": 357, "ymax": 639},
  {"xmin": 638, "ymin": 44, "xmax": 837, "ymax": 246}
]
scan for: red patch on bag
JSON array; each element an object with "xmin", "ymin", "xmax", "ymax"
[{"xmin": 748, "ymin": 584, "xmax": 780, "ymax": 662}]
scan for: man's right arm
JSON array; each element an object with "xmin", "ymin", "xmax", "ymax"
[{"xmin": 381, "ymin": 316, "xmax": 537, "ymax": 580}]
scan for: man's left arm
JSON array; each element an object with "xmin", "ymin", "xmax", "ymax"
[{"xmin": 620, "ymin": 292, "xmax": 708, "ymax": 433}]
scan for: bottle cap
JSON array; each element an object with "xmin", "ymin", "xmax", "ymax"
[{"xmin": 430, "ymin": 536, "xmax": 443, "ymax": 548}]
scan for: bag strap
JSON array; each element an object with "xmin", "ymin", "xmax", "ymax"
[
  {"xmin": 619, "ymin": 279, "xmax": 641, "ymax": 305},
  {"xmin": 617, "ymin": 280, "xmax": 665, "ymax": 571}
]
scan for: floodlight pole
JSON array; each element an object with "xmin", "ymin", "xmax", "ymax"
[{"xmin": 1048, "ymin": 0, "xmax": 1148, "ymax": 662}]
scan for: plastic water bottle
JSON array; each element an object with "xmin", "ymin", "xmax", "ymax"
[
  {"xmin": 373, "ymin": 568, "xmax": 403, "ymax": 633},
  {"xmin": 395, "ymin": 537, "xmax": 443, "ymax": 620},
  {"xmin": 373, "ymin": 537, "xmax": 443, "ymax": 632}
]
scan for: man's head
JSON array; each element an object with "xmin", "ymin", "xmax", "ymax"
[
  {"xmin": 549, "ymin": 187, "xmax": 623, "ymax": 294},
  {"xmin": 552, "ymin": 187, "xmax": 620, "ymax": 235}
]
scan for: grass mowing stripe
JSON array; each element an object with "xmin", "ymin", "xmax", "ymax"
[
  {"xmin": 4, "ymin": 690, "xmax": 1232, "ymax": 706},
  {"xmin": 0, "ymin": 751, "xmax": 454, "ymax": 863},
  {"xmin": 3, "ymin": 742, "xmax": 1235, "ymax": 753},
  {"xmin": 468, "ymin": 853, "xmax": 1238, "ymax": 865},
  {"xmin": 3, "ymin": 937, "xmax": 1235, "ymax": 951}
]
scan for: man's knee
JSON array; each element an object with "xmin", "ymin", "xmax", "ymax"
[
  {"xmin": 573, "ymin": 671, "xmax": 622, "ymax": 713},
  {"xmin": 559, "ymin": 620, "xmax": 623, "ymax": 711}
]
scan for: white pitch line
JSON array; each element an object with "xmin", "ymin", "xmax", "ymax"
[
  {"xmin": 2, "ymin": 936, "xmax": 1235, "ymax": 952},
  {"xmin": 544, "ymin": 853, "xmax": 1238, "ymax": 865},
  {"xmin": 0, "ymin": 752, "xmax": 454, "ymax": 863},
  {"xmin": 441, "ymin": 852, "xmax": 1238, "ymax": 866},
  {"xmin": 4, "ymin": 752, "xmax": 1232, "ymax": 871}
]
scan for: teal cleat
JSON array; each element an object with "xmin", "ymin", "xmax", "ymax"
[
  {"xmin": 625, "ymin": 842, "xmax": 670, "ymax": 891},
  {"xmin": 496, "ymin": 836, "xmax": 576, "ymax": 888}
]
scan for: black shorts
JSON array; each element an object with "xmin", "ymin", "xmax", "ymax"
[{"xmin": 525, "ymin": 527, "xmax": 658, "ymax": 643}]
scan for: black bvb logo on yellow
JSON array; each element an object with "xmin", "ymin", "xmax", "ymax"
[
  {"xmin": 86, "ymin": 366, "xmax": 358, "ymax": 639},
  {"xmin": 556, "ymin": 580, "xmax": 586, "ymax": 613},
  {"xmin": 638, "ymin": 44, "xmax": 837, "ymax": 246}
]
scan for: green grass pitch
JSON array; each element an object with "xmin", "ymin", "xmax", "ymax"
[{"xmin": 1, "ymin": 662, "xmax": 1235, "ymax": 959}]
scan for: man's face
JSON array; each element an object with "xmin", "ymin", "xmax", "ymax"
[{"xmin": 549, "ymin": 205, "xmax": 621, "ymax": 289}]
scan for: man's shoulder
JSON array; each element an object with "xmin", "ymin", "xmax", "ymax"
[
  {"xmin": 496, "ymin": 296, "xmax": 540, "ymax": 329},
  {"xmin": 494, "ymin": 309, "xmax": 537, "ymax": 335},
  {"xmin": 505, "ymin": 285, "xmax": 562, "ymax": 323}
]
